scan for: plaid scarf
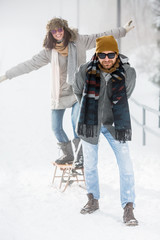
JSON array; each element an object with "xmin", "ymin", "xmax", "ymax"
[{"xmin": 77, "ymin": 54, "xmax": 132, "ymax": 142}]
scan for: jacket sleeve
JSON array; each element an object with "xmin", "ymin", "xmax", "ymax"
[
  {"xmin": 73, "ymin": 64, "xmax": 87, "ymax": 103},
  {"xmin": 6, "ymin": 49, "xmax": 51, "ymax": 79},
  {"xmin": 78, "ymin": 27, "xmax": 126, "ymax": 50},
  {"xmin": 125, "ymin": 66, "xmax": 136, "ymax": 98}
]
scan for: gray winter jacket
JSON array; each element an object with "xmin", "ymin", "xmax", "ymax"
[
  {"xmin": 5, "ymin": 27, "xmax": 126, "ymax": 109},
  {"xmin": 73, "ymin": 55, "xmax": 136, "ymax": 145}
]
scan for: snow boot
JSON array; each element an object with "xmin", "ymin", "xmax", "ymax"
[
  {"xmin": 80, "ymin": 193, "xmax": 99, "ymax": 214},
  {"xmin": 72, "ymin": 138, "xmax": 84, "ymax": 169},
  {"xmin": 55, "ymin": 141, "xmax": 74, "ymax": 164},
  {"xmin": 123, "ymin": 202, "xmax": 138, "ymax": 226}
]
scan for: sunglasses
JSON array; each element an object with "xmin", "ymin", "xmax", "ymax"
[
  {"xmin": 50, "ymin": 28, "xmax": 63, "ymax": 34},
  {"xmin": 98, "ymin": 52, "xmax": 116, "ymax": 59}
]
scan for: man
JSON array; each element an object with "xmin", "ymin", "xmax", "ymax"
[{"xmin": 73, "ymin": 35, "xmax": 138, "ymax": 226}]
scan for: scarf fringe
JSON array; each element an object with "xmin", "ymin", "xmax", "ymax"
[
  {"xmin": 115, "ymin": 129, "xmax": 132, "ymax": 143},
  {"xmin": 77, "ymin": 123, "xmax": 97, "ymax": 138}
]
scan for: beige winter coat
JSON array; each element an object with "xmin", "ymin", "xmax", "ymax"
[{"xmin": 6, "ymin": 27, "xmax": 126, "ymax": 109}]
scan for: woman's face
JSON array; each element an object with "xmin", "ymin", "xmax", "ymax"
[{"xmin": 51, "ymin": 28, "xmax": 64, "ymax": 41}]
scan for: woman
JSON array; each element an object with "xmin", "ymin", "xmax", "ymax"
[{"xmin": 0, "ymin": 17, "xmax": 134, "ymax": 167}]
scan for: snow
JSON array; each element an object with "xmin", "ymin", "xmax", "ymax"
[{"xmin": 0, "ymin": 47, "xmax": 160, "ymax": 240}]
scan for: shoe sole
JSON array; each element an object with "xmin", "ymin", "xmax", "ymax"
[
  {"xmin": 125, "ymin": 220, "xmax": 138, "ymax": 226},
  {"xmin": 55, "ymin": 160, "xmax": 73, "ymax": 165},
  {"xmin": 80, "ymin": 208, "xmax": 99, "ymax": 215}
]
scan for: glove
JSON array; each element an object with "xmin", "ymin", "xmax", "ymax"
[
  {"xmin": 0, "ymin": 75, "xmax": 7, "ymax": 83},
  {"xmin": 123, "ymin": 20, "xmax": 135, "ymax": 33}
]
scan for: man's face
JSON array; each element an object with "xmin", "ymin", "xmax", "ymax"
[{"xmin": 98, "ymin": 51, "xmax": 118, "ymax": 69}]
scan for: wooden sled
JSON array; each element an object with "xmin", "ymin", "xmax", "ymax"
[{"xmin": 52, "ymin": 162, "xmax": 85, "ymax": 192}]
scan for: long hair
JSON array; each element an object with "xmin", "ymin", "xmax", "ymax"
[{"xmin": 43, "ymin": 28, "xmax": 71, "ymax": 50}]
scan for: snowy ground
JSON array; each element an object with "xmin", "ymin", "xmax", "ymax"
[{"xmin": 0, "ymin": 48, "xmax": 160, "ymax": 240}]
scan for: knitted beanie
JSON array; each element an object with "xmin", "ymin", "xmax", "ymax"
[{"xmin": 96, "ymin": 35, "xmax": 119, "ymax": 54}]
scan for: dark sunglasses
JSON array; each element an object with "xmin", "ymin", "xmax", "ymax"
[
  {"xmin": 50, "ymin": 28, "xmax": 63, "ymax": 34},
  {"xmin": 98, "ymin": 52, "xmax": 116, "ymax": 59}
]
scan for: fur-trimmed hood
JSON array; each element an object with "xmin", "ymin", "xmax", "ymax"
[{"xmin": 46, "ymin": 17, "xmax": 78, "ymax": 42}]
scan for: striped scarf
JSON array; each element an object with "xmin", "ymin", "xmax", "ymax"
[{"xmin": 77, "ymin": 54, "xmax": 132, "ymax": 142}]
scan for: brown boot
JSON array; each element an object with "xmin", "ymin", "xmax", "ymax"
[
  {"xmin": 55, "ymin": 141, "xmax": 74, "ymax": 164},
  {"xmin": 80, "ymin": 193, "xmax": 99, "ymax": 214},
  {"xmin": 123, "ymin": 202, "xmax": 138, "ymax": 226}
]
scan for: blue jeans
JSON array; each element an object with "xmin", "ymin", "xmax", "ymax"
[
  {"xmin": 82, "ymin": 126, "xmax": 135, "ymax": 208},
  {"xmin": 51, "ymin": 102, "xmax": 79, "ymax": 142}
]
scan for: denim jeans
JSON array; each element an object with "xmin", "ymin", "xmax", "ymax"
[
  {"xmin": 82, "ymin": 126, "xmax": 135, "ymax": 208},
  {"xmin": 51, "ymin": 102, "xmax": 79, "ymax": 142}
]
